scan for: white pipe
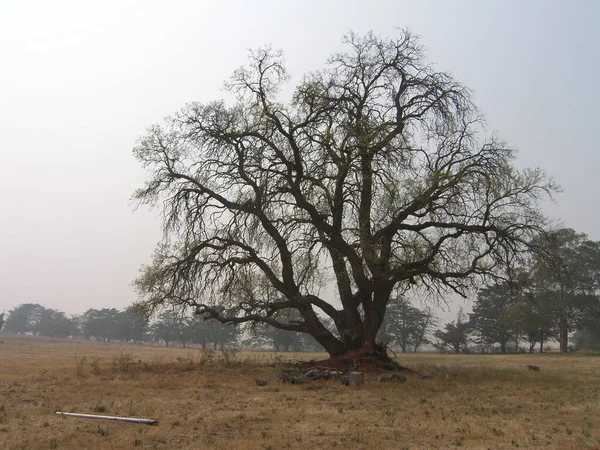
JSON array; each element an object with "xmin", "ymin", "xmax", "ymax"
[{"xmin": 56, "ymin": 412, "xmax": 157, "ymax": 425}]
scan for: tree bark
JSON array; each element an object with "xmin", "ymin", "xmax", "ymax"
[{"xmin": 559, "ymin": 318, "xmax": 568, "ymax": 353}]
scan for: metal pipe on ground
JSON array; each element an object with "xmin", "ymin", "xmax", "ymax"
[{"xmin": 56, "ymin": 412, "xmax": 157, "ymax": 425}]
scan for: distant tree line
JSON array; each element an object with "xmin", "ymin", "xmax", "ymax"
[
  {"xmin": 0, "ymin": 304, "xmax": 243, "ymax": 349},
  {"xmin": 0, "ymin": 304, "xmax": 326, "ymax": 351}
]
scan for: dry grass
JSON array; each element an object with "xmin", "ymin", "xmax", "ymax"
[{"xmin": 0, "ymin": 335, "xmax": 599, "ymax": 449}]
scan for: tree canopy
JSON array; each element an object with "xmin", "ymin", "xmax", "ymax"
[
  {"xmin": 133, "ymin": 30, "xmax": 555, "ymax": 356},
  {"xmin": 525, "ymin": 228, "xmax": 600, "ymax": 352}
]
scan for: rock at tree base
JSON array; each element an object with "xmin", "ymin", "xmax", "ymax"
[
  {"xmin": 379, "ymin": 373, "xmax": 407, "ymax": 383},
  {"xmin": 391, "ymin": 373, "xmax": 407, "ymax": 382},
  {"xmin": 341, "ymin": 371, "xmax": 364, "ymax": 386}
]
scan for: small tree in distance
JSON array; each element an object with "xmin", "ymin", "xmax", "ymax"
[
  {"xmin": 133, "ymin": 30, "xmax": 556, "ymax": 358},
  {"xmin": 434, "ymin": 309, "xmax": 471, "ymax": 354},
  {"xmin": 469, "ymin": 283, "xmax": 517, "ymax": 353},
  {"xmin": 378, "ymin": 296, "xmax": 437, "ymax": 352}
]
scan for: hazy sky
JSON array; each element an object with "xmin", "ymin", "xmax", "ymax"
[{"xmin": 1, "ymin": 0, "xmax": 598, "ymax": 318}]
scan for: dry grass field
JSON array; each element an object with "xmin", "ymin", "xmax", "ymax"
[{"xmin": 1, "ymin": 335, "xmax": 600, "ymax": 449}]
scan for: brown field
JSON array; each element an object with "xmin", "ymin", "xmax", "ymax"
[{"xmin": 0, "ymin": 336, "xmax": 600, "ymax": 449}]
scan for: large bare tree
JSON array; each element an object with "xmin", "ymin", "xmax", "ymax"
[{"xmin": 133, "ymin": 31, "xmax": 555, "ymax": 357}]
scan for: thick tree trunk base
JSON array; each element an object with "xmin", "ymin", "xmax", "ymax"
[{"xmin": 294, "ymin": 344, "xmax": 426, "ymax": 378}]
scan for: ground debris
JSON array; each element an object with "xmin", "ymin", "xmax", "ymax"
[
  {"xmin": 380, "ymin": 372, "xmax": 407, "ymax": 383},
  {"xmin": 291, "ymin": 344, "xmax": 427, "ymax": 379},
  {"xmin": 280, "ymin": 344, "xmax": 428, "ymax": 383},
  {"xmin": 280, "ymin": 367, "xmax": 341, "ymax": 384},
  {"xmin": 527, "ymin": 365, "xmax": 541, "ymax": 371}
]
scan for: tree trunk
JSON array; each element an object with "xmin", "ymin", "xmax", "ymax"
[
  {"xmin": 558, "ymin": 312, "xmax": 569, "ymax": 353},
  {"xmin": 559, "ymin": 322, "xmax": 568, "ymax": 353},
  {"xmin": 413, "ymin": 334, "xmax": 424, "ymax": 353},
  {"xmin": 500, "ymin": 341, "xmax": 506, "ymax": 354},
  {"xmin": 295, "ymin": 297, "xmax": 390, "ymax": 357},
  {"xmin": 306, "ymin": 327, "xmax": 350, "ymax": 356}
]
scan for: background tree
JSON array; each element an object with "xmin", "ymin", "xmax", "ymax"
[
  {"xmin": 79, "ymin": 308, "xmax": 120, "ymax": 342},
  {"xmin": 0, "ymin": 312, "xmax": 5, "ymax": 332},
  {"xmin": 35, "ymin": 308, "xmax": 78, "ymax": 338},
  {"xmin": 243, "ymin": 310, "xmax": 304, "ymax": 351},
  {"xmin": 528, "ymin": 229, "xmax": 600, "ymax": 352},
  {"xmin": 185, "ymin": 317, "xmax": 239, "ymax": 349},
  {"xmin": 469, "ymin": 283, "xmax": 517, "ymax": 353},
  {"xmin": 573, "ymin": 315, "xmax": 600, "ymax": 350},
  {"xmin": 151, "ymin": 310, "xmax": 185, "ymax": 347},
  {"xmin": 509, "ymin": 292, "xmax": 555, "ymax": 352},
  {"xmin": 114, "ymin": 307, "xmax": 150, "ymax": 343},
  {"xmin": 245, "ymin": 308, "xmax": 307, "ymax": 351},
  {"xmin": 3, "ymin": 303, "xmax": 45, "ymax": 335},
  {"xmin": 133, "ymin": 30, "xmax": 555, "ymax": 357},
  {"xmin": 180, "ymin": 316, "xmax": 211, "ymax": 349},
  {"xmin": 378, "ymin": 296, "xmax": 437, "ymax": 352},
  {"xmin": 434, "ymin": 309, "xmax": 471, "ymax": 353},
  {"xmin": 177, "ymin": 315, "xmax": 239, "ymax": 348}
]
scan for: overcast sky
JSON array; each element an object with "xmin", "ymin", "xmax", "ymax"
[{"xmin": 1, "ymin": 0, "xmax": 598, "ymax": 319}]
